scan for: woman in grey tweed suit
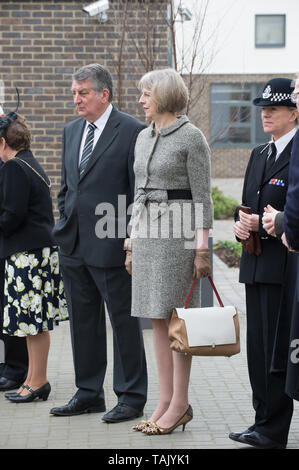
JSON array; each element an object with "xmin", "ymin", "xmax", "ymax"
[{"xmin": 124, "ymin": 69, "xmax": 213, "ymax": 435}]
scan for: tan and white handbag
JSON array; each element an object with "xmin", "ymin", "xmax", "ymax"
[{"xmin": 168, "ymin": 277, "xmax": 240, "ymax": 357}]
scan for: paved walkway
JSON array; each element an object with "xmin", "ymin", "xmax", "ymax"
[
  {"xmin": 212, "ymin": 177, "xmax": 241, "ymax": 243},
  {"xmin": 1, "ymin": 179, "xmax": 299, "ymax": 450}
]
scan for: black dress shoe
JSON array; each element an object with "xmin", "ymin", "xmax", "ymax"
[
  {"xmin": 0, "ymin": 377, "xmax": 23, "ymax": 391},
  {"xmin": 5, "ymin": 384, "xmax": 25, "ymax": 400},
  {"xmin": 6, "ymin": 383, "xmax": 51, "ymax": 403},
  {"xmin": 241, "ymin": 431, "xmax": 286, "ymax": 449},
  {"xmin": 5, "ymin": 392, "xmax": 20, "ymax": 399},
  {"xmin": 229, "ymin": 428, "xmax": 253, "ymax": 443},
  {"xmin": 102, "ymin": 403, "xmax": 143, "ymax": 423},
  {"xmin": 50, "ymin": 396, "xmax": 106, "ymax": 416}
]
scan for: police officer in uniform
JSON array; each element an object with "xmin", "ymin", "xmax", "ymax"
[{"xmin": 230, "ymin": 78, "xmax": 298, "ymax": 449}]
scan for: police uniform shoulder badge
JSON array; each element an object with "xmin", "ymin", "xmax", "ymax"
[{"xmin": 263, "ymin": 85, "xmax": 272, "ymax": 99}]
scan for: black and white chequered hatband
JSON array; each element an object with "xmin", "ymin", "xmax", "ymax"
[{"xmin": 253, "ymin": 78, "xmax": 296, "ymax": 108}]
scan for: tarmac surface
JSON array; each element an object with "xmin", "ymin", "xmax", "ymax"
[{"xmin": 1, "ymin": 178, "xmax": 299, "ymax": 450}]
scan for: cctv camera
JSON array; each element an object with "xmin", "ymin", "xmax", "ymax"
[{"xmin": 82, "ymin": 0, "xmax": 109, "ymax": 17}]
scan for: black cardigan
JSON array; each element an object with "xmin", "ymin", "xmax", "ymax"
[{"xmin": 0, "ymin": 149, "xmax": 55, "ymax": 258}]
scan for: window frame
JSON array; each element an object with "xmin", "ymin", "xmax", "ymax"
[
  {"xmin": 210, "ymin": 82, "xmax": 267, "ymax": 149},
  {"xmin": 255, "ymin": 14, "xmax": 286, "ymax": 48}
]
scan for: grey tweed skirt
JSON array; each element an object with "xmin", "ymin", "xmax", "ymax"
[{"xmin": 131, "ymin": 198, "xmax": 201, "ymax": 319}]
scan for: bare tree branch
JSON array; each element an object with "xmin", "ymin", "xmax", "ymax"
[{"xmin": 116, "ymin": 0, "xmax": 129, "ymax": 109}]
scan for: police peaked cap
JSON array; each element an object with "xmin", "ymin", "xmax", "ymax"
[{"xmin": 253, "ymin": 78, "xmax": 296, "ymax": 107}]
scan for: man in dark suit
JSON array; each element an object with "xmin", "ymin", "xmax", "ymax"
[
  {"xmin": 0, "ymin": 160, "xmax": 28, "ymax": 391},
  {"xmin": 50, "ymin": 64, "xmax": 147, "ymax": 421},
  {"xmin": 230, "ymin": 78, "xmax": 298, "ymax": 449},
  {"xmin": 284, "ymin": 75, "xmax": 299, "ymax": 252},
  {"xmin": 282, "ymin": 76, "xmax": 299, "ymax": 404},
  {"xmin": 284, "ymin": 132, "xmax": 299, "ymax": 246}
]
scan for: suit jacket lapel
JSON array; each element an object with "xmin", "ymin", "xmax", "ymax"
[
  {"xmin": 79, "ymin": 107, "xmax": 120, "ymax": 182},
  {"xmin": 69, "ymin": 119, "xmax": 86, "ymax": 183},
  {"xmin": 254, "ymin": 144, "xmax": 269, "ymax": 189}
]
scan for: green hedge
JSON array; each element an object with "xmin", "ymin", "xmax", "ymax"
[
  {"xmin": 212, "ymin": 186, "xmax": 238, "ymax": 220},
  {"xmin": 214, "ymin": 240, "xmax": 242, "ymax": 258}
]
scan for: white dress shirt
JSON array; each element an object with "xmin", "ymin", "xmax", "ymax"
[
  {"xmin": 78, "ymin": 103, "xmax": 113, "ymax": 164},
  {"xmin": 269, "ymin": 127, "xmax": 297, "ymax": 161}
]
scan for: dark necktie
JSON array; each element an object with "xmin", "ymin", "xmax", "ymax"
[
  {"xmin": 265, "ymin": 142, "xmax": 277, "ymax": 173},
  {"xmin": 79, "ymin": 122, "xmax": 97, "ymax": 176}
]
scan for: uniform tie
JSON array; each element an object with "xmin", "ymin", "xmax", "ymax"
[
  {"xmin": 265, "ymin": 142, "xmax": 277, "ymax": 173},
  {"xmin": 79, "ymin": 123, "xmax": 97, "ymax": 176}
]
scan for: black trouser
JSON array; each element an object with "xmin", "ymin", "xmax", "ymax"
[
  {"xmin": 0, "ymin": 259, "xmax": 28, "ymax": 382},
  {"xmin": 285, "ymin": 254, "xmax": 299, "ymax": 401},
  {"xmin": 59, "ymin": 252, "xmax": 147, "ymax": 409},
  {"xmin": 245, "ymin": 283, "xmax": 293, "ymax": 445}
]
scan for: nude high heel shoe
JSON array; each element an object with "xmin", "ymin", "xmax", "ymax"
[
  {"xmin": 132, "ymin": 420, "xmax": 151, "ymax": 431},
  {"xmin": 143, "ymin": 405, "xmax": 193, "ymax": 435}
]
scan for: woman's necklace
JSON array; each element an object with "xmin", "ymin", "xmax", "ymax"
[{"xmin": 14, "ymin": 157, "xmax": 51, "ymax": 188}]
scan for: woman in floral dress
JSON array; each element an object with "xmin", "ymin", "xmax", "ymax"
[{"xmin": 0, "ymin": 112, "xmax": 68, "ymax": 403}]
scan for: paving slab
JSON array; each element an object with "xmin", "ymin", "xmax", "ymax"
[{"xmin": 1, "ymin": 179, "xmax": 298, "ymax": 450}]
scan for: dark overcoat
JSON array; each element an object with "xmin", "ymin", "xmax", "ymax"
[
  {"xmin": 236, "ymin": 139, "xmax": 294, "ymax": 372},
  {"xmin": 238, "ymin": 140, "xmax": 293, "ymax": 285},
  {"xmin": 283, "ymin": 129, "xmax": 299, "ymax": 399}
]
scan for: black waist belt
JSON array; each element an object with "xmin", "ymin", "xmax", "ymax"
[{"xmin": 167, "ymin": 189, "xmax": 192, "ymax": 200}]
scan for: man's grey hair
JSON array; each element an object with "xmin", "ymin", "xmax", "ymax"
[{"xmin": 72, "ymin": 63, "xmax": 113, "ymax": 102}]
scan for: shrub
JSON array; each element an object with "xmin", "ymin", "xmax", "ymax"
[
  {"xmin": 213, "ymin": 240, "xmax": 242, "ymax": 268},
  {"xmin": 212, "ymin": 186, "xmax": 238, "ymax": 220},
  {"xmin": 214, "ymin": 240, "xmax": 242, "ymax": 257}
]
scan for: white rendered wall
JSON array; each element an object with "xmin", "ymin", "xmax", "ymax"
[{"xmin": 174, "ymin": 0, "xmax": 298, "ymax": 75}]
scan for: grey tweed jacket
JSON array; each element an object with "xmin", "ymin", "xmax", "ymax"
[
  {"xmin": 131, "ymin": 115, "xmax": 213, "ymax": 234},
  {"xmin": 130, "ymin": 115, "xmax": 213, "ymax": 318}
]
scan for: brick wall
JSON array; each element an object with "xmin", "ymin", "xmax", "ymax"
[
  {"xmin": 187, "ymin": 73, "xmax": 296, "ymax": 178},
  {"xmin": 0, "ymin": 0, "xmax": 168, "ymax": 214},
  {"xmin": 1, "ymin": 2, "xmax": 292, "ymax": 188}
]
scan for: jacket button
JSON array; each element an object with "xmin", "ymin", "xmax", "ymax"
[{"xmin": 257, "ymin": 190, "xmax": 260, "ymax": 195}]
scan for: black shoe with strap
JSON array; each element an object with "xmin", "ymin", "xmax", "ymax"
[
  {"xmin": 5, "ymin": 384, "xmax": 26, "ymax": 399},
  {"xmin": 6, "ymin": 382, "xmax": 51, "ymax": 403}
]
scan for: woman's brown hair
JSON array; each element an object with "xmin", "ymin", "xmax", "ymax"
[{"xmin": 2, "ymin": 115, "xmax": 31, "ymax": 151}]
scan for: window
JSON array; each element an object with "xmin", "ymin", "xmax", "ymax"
[
  {"xmin": 255, "ymin": 15, "xmax": 286, "ymax": 48},
  {"xmin": 210, "ymin": 83, "xmax": 268, "ymax": 148}
]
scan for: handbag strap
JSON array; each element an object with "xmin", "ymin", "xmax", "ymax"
[{"xmin": 184, "ymin": 276, "xmax": 224, "ymax": 308}]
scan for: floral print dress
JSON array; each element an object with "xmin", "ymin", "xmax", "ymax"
[{"xmin": 3, "ymin": 246, "xmax": 68, "ymax": 337}]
